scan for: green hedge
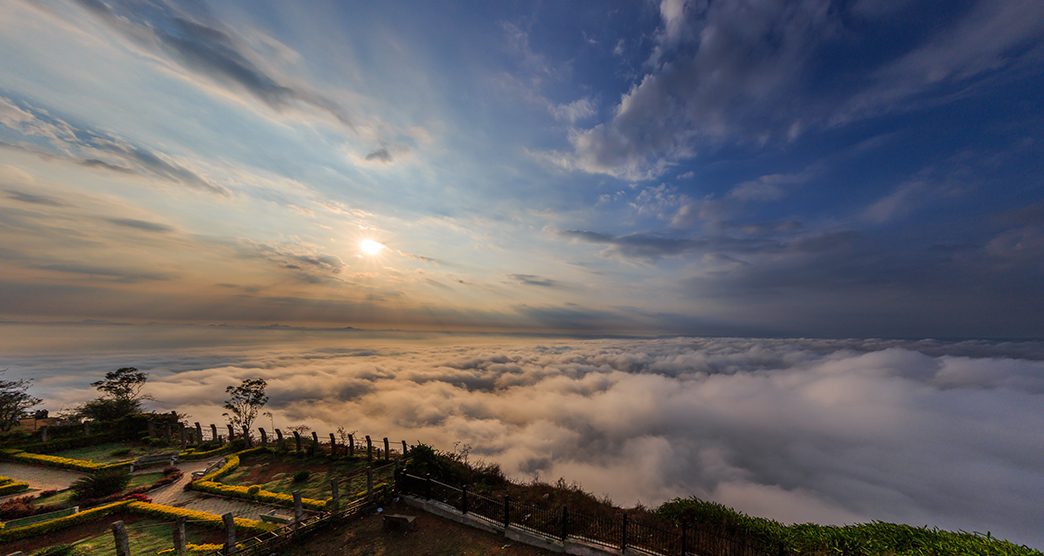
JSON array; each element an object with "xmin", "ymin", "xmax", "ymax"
[
  {"xmin": 0, "ymin": 501, "xmax": 128, "ymax": 541},
  {"xmin": 0, "ymin": 448, "xmax": 130, "ymax": 472},
  {"xmin": 189, "ymin": 447, "xmax": 330, "ymax": 511}
]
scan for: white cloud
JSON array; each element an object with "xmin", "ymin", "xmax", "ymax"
[{"xmin": 7, "ymin": 333, "xmax": 1042, "ymax": 547}]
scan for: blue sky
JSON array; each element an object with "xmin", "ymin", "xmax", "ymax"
[{"xmin": 1, "ymin": 0, "xmax": 1042, "ymax": 337}]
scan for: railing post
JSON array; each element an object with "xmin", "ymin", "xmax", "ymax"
[
  {"xmin": 210, "ymin": 423, "xmax": 218, "ymax": 442},
  {"xmin": 293, "ymin": 492, "xmax": 303, "ymax": 530},
  {"xmin": 222, "ymin": 512, "xmax": 236, "ymax": 555},
  {"xmin": 329, "ymin": 433, "xmax": 337, "ymax": 457},
  {"xmin": 461, "ymin": 484, "xmax": 469, "ymax": 514},
  {"xmin": 383, "ymin": 437, "xmax": 390, "ymax": 462},
  {"xmin": 111, "ymin": 520, "xmax": 130, "ymax": 556},
  {"xmin": 242, "ymin": 425, "xmax": 251, "ymax": 447},
  {"xmin": 227, "ymin": 424, "xmax": 235, "ymax": 442},
  {"xmin": 503, "ymin": 495, "xmax": 511, "ymax": 530},
  {"xmin": 401, "ymin": 440, "xmax": 408, "ymax": 457},
  {"xmin": 621, "ymin": 513, "xmax": 628, "ymax": 551},
  {"xmin": 560, "ymin": 506, "xmax": 569, "ymax": 542},
  {"xmin": 348, "ymin": 434, "xmax": 355, "ymax": 456},
  {"xmin": 680, "ymin": 521, "xmax": 687, "ymax": 556},
  {"xmin": 424, "ymin": 472, "xmax": 432, "ymax": 499},
  {"xmin": 366, "ymin": 435, "xmax": 373, "ymax": 461}
]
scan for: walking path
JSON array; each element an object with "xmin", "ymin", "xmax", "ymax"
[
  {"xmin": 147, "ymin": 459, "xmax": 292, "ymax": 521},
  {"xmin": 0, "ymin": 462, "xmax": 84, "ymax": 497}
]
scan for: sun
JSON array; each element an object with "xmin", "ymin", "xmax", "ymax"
[{"xmin": 359, "ymin": 238, "xmax": 385, "ymax": 256}]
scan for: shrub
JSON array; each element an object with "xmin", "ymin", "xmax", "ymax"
[
  {"xmin": 247, "ymin": 485, "xmax": 260, "ymax": 495},
  {"xmin": 0, "ymin": 495, "xmax": 59, "ymax": 520},
  {"xmin": 71, "ymin": 470, "xmax": 131, "ymax": 501},
  {"xmin": 31, "ymin": 543, "xmax": 74, "ymax": 555},
  {"xmin": 0, "ymin": 480, "xmax": 29, "ymax": 495},
  {"xmin": 37, "ymin": 489, "xmax": 58, "ymax": 497},
  {"xmin": 110, "ymin": 447, "xmax": 132, "ymax": 457},
  {"xmin": 119, "ymin": 493, "xmax": 152, "ymax": 503},
  {"xmin": 0, "ymin": 501, "xmax": 128, "ymax": 542},
  {"xmin": 292, "ymin": 470, "xmax": 310, "ymax": 483}
]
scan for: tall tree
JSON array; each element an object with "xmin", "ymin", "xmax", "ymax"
[
  {"xmin": 79, "ymin": 367, "xmax": 150, "ymax": 421},
  {"xmin": 223, "ymin": 378, "xmax": 268, "ymax": 432},
  {"xmin": 0, "ymin": 370, "xmax": 41, "ymax": 431}
]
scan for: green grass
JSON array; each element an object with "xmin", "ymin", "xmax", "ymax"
[
  {"xmin": 220, "ymin": 453, "xmax": 370, "ymax": 499},
  {"xmin": 64, "ymin": 518, "xmax": 221, "ymax": 555},
  {"xmin": 126, "ymin": 472, "xmax": 164, "ymax": 489},
  {"xmin": 50, "ymin": 442, "xmax": 169, "ymax": 464},
  {"xmin": 33, "ymin": 489, "xmax": 77, "ymax": 508},
  {"xmin": 2, "ymin": 506, "xmax": 78, "ymax": 529}
]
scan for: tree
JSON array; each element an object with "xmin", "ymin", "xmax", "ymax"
[
  {"xmin": 223, "ymin": 378, "xmax": 268, "ymax": 432},
  {"xmin": 0, "ymin": 370, "xmax": 40, "ymax": 431},
  {"xmin": 79, "ymin": 367, "xmax": 150, "ymax": 421}
]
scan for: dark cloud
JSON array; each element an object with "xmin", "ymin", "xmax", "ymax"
[
  {"xmin": 0, "ymin": 97, "xmax": 227, "ymax": 195},
  {"xmin": 73, "ymin": 0, "xmax": 353, "ymax": 128},
  {"xmin": 560, "ymin": 229, "xmax": 782, "ymax": 261},
  {"xmin": 4, "ymin": 189, "xmax": 67, "ymax": 207},
  {"xmin": 34, "ymin": 262, "xmax": 174, "ymax": 283},
  {"xmin": 104, "ymin": 217, "xmax": 175, "ymax": 233},
  {"xmin": 364, "ymin": 147, "xmax": 392, "ymax": 163},
  {"xmin": 509, "ymin": 273, "xmax": 560, "ymax": 288}
]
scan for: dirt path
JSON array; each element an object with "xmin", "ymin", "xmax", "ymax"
[{"xmin": 0, "ymin": 462, "xmax": 84, "ymax": 497}]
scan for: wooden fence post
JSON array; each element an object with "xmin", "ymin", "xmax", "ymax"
[
  {"xmin": 259, "ymin": 428, "xmax": 268, "ymax": 446},
  {"xmin": 111, "ymin": 520, "xmax": 130, "ymax": 556},
  {"xmin": 329, "ymin": 433, "xmax": 337, "ymax": 457},
  {"xmin": 173, "ymin": 516, "xmax": 187, "ymax": 556},
  {"xmin": 292, "ymin": 431, "xmax": 302, "ymax": 453},
  {"xmin": 366, "ymin": 435, "xmax": 373, "ymax": 462},
  {"xmin": 348, "ymin": 434, "xmax": 355, "ymax": 456},
  {"xmin": 210, "ymin": 423, "xmax": 218, "ymax": 442},
  {"xmin": 227, "ymin": 424, "xmax": 235, "ymax": 441},
  {"xmin": 195, "ymin": 422, "xmax": 203, "ymax": 442},
  {"xmin": 275, "ymin": 429, "xmax": 284, "ymax": 450},
  {"xmin": 366, "ymin": 466, "xmax": 374, "ymax": 498},
  {"xmin": 293, "ymin": 492, "xmax": 303, "ymax": 529},
  {"xmin": 311, "ymin": 431, "xmax": 319, "ymax": 454},
  {"xmin": 222, "ymin": 512, "xmax": 236, "ymax": 555},
  {"xmin": 401, "ymin": 440, "xmax": 408, "ymax": 457},
  {"xmin": 383, "ymin": 437, "xmax": 390, "ymax": 462}
]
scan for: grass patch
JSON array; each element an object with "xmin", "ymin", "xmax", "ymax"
[
  {"xmin": 50, "ymin": 442, "xmax": 167, "ymax": 464},
  {"xmin": 220, "ymin": 451, "xmax": 370, "ymax": 499}
]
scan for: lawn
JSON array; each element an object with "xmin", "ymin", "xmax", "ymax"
[
  {"xmin": 220, "ymin": 452, "xmax": 372, "ymax": 499},
  {"xmin": 50, "ymin": 442, "xmax": 171, "ymax": 464},
  {"xmin": 1, "ymin": 513, "xmax": 224, "ymax": 555},
  {"xmin": 31, "ymin": 472, "xmax": 165, "ymax": 510}
]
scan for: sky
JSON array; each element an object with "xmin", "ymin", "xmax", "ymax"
[
  {"xmin": 0, "ymin": 0, "xmax": 1042, "ymax": 338},
  {"xmin": 2, "ymin": 327, "xmax": 1042, "ymax": 547}
]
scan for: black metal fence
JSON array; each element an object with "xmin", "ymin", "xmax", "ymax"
[{"xmin": 398, "ymin": 472, "xmax": 782, "ymax": 556}]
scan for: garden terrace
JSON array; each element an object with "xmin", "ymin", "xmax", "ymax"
[
  {"xmin": 219, "ymin": 449, "xmax": 372, "ymax": 499},
  {"xmin": 49, "ymin": 442, "xmax": 172, "ymax": 465},
  {"xmin": 1, "ymin": 512, "xmax": 226, "ymax": 555}
]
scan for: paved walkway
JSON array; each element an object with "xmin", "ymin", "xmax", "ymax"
[
  {"xmin": 147, "ymin": 459, "xmax": 291, "ymax": 521},
  {"xmin": 0, "ymin": 462, "xmax": 84, "ymax": 495}
]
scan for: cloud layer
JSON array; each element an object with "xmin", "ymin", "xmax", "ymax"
[{"xmin": 5, "ymin": 329, "xmax": 1041, "ymax": 547}]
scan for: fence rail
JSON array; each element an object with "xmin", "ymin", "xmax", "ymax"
[{"xmin": 398, "ymin": 472, "xmax": 782, "ymax": 556}]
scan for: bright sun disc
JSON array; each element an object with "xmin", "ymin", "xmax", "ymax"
[{"xmin": 359, "ymin": 239, "xmax": 385, "ymax": 256}]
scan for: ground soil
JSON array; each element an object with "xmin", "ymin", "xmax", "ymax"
[{"xmin": 285, "ymin": 500, "xmax": 553, "ymax": 556}]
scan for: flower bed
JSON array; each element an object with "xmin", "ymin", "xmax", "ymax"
[
  {"xmin": 0, "ymin": 476, "xmax": 30, "ymax": 496},
  {"xmin": 0, "ymin": 448, "xmax": 130, "ymax": 472},
  {"xmin": 190, "ymin": 447, "xmax": 331, "ymax": 511}
]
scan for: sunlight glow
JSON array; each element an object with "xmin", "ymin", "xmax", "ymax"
[{"xmin": 359, "ymin": 238, "xmax": 385, "ymax": 256}]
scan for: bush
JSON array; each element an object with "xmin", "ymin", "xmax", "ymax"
[
  {"xmin": 247, "ymin": 485, "xmax": 260, "ymax": 495},
  {"xmin": 0, "ymin": 495, "xmax": 59, "ymax": 520},
  {"xmin": 31, "ymin": 543, "xmax": 74, "ymax": 555},
  {"xmin": 292, "ymin": 470, "xmax": 310, "ymax": 483},
  {"xmin": 0, "ymin": 501, "xmax": 128, "ymax": 542},
  {"xmin": 71, "ymin": 470, "xmax": 131, "ymax": 501},
  {"xmin": 110, "ymin": 447, "xmax": 132, "ymax": 457},
  {"xmin": 119, "ymin": 493, "xmax": 152, "ymax": 503}
]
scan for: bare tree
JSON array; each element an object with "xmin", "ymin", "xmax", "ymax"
[{"xmin": 0, "ymin": 369, "xmax": 40, "ymax": 432}]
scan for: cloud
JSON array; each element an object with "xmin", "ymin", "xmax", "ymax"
[
  {"xmin": 554, "ymin": 0, "xmax": 1044, "ymax": 180},
  {"xmin": 9, "ymin": 334, "xmax": 1042, "ymax": 547},
  {"xmin": 364, "ymin": 147, "xmax": 393, "ymax": 163},
  {"xmin": 72, "ymin": 0, "xmax": 354, "ymax": 129},
  {"xmin": 0, "ymin": 96, "xmax": 227, "ymax": 195},
  {"xmin": 509, "ymin": 273, "xmax": 561, "ymax": 288},
  {"xmin": 33, "ymin": 262, "xmax": 174, "ymax": 283},
  {"xmin": 235, "ymin": 241, "xmax": 346, "ymax": 284},
  {"xmin": 5, "ymin": 189, "xmax": 67, "ymax": 207},
  {"xmin": 104, "ymin": 217, "xmax": 175, "ymax": 233},
  {"xmin": 549, "ymin": 97, "xmax": 597, "ymax": 123}
]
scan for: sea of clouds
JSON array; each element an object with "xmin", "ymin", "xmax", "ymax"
[{"xmin": 3, "ymin": 328, "xmax": 1042, "ymax": 547}]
